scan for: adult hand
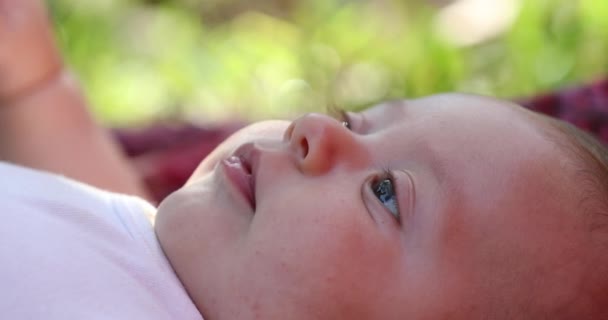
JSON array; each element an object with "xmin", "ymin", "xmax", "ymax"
[{"xmin": 0, "ymin": 0, "xmax": 63, "ymax": 103}]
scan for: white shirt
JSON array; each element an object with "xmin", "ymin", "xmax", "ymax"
[{"xmin": 0, "ymin": 162, "xmax": 202, "ymax": 319}]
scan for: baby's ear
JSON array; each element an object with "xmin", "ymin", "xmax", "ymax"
[{"xmin": 0, "ymin": 0, "xmax": 63, "ymax": 102}]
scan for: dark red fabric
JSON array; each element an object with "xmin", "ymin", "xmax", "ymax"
[
  {"xmin": 519, "ymin": 77, "xmax": 608, "ymax": 143},
  {"xmin": 116, "ymin": 77, "xmax": 608, "ymax": 203},
  {"xmin": 113, "ymin": 122, "xmax": 245, "ymax": 201}
]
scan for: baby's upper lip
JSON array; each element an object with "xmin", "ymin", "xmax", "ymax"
[{"xmin": 232, "ymin": 143, "xmax": 260, "ymax": 209}]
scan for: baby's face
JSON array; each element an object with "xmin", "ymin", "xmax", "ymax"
[{"xmin": 156, "ymin": 94, "xmax": 589, "ymax": 319}]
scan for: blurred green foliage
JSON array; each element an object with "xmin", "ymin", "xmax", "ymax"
[{"xmin": 50, "ymin": 0, "xmax": 608, "ymax": 125}]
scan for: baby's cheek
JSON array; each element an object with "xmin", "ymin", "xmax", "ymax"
[{"xmin": 250, "ymin": 209, "xmax": 396, "ymax": 305}]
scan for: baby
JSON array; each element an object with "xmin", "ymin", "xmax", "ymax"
[
  {"xmin": 155, "ymin": 95, "xmax": 608, "ymax": 319},
  {"xmin": 1, "ymin": 1, "xmax": 607, "ymax": 319}
]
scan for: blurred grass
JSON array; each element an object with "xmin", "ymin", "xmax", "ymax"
[{"xmin": 49, "ymin": 0, "xmax": 608, "ymax": 126}]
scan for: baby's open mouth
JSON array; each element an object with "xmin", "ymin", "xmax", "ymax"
[
  {"xmin": 222, "ymin": 144, "xmax": 258, "ymax": 210},
  {"xmin": 223, "ymin": 156, "xmax": 256, "ymax": 209},
  {"xmin": 240, "ymin": 155, "xmax": 256, "ymax": 210}
]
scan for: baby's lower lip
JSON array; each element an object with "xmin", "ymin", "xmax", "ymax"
[{"xmin": 220, "ymin": 156, "xmax": 255, "ymax": 210}]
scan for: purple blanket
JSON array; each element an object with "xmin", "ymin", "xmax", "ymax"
[{"xmin": 116, "ymin": 77, "xmax": 608, "ymax": 202}]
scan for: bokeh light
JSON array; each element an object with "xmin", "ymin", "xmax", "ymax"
[{"xmin": 50, "ymin": 0, "xmax": 608, "ymax": 126}]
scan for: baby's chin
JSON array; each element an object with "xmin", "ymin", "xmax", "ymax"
[{"xmin": 186, "ymin": 120, "xmax": 290, "ymax": 185}]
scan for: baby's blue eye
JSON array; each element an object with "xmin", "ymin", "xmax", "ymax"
[{"xmin": 372, "ymin": 176, "xmax": 400, "ymax": 221}]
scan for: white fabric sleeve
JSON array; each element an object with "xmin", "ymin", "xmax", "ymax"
[{"xmin": 0, "ymin": 162, "xmax": 202, "ymax": 319}]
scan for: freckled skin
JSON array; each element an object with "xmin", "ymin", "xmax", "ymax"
[{"xmin": 156, "ymin": 94, "xmax": 592, "ymax": 319}]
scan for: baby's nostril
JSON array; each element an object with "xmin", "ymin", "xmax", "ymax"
[{"xmin": 299, "ymin": 137, "xmax": 309, "ymax": 159}]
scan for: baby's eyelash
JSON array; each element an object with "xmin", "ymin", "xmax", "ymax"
[
  {"xmin": 327, "ymin": 105, "xmax": 352, "ymax": 130},
  {"xmin": 380, "ymin": 167, "xmax": 393, "ymax": 179}
]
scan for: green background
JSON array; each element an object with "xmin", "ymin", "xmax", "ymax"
[{"xmin": 50, "ymin": 0, "xmax": 608, "ymax": 126}]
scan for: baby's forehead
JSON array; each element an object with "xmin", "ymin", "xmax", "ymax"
[
  {"xmin": 371, "ymin": 97, "xmax": 578, "ymax": 221},
  {"xmin": 366, "ymin": 94, "xmax": 578, "ymax": 205}
]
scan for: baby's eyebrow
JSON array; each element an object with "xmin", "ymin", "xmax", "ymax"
[{"xmin": 324, "ymin": 103, "xmax": 344, "ymax": 117}]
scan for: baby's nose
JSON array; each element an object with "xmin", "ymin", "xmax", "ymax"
[{"xmin": 285, "ymin": 113, "xmax": 363, "ymax": 175}]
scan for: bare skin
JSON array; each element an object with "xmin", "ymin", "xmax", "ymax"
[
  {"xmin": 156, "ymin": 95, "xmax": 597, "ymax": 319},
  {"xmin": 0, "ymin": 0, "xmax": 148, "ymax": 198},
  {"xmin": 0, "ymin": 0, "xmax": 61, "ymax": 102},
  {"xmin": 2, "ymin": 1, "xmax": 604, "ymax": 319}
]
